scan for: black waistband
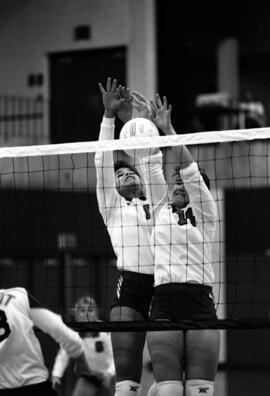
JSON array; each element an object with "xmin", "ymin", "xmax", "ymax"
[
  {"xmin": 155, "ymin": 282, "xmax": 212, "ymax": 292},
  {"xmin": 121, "ymin": 270, "xmax": 154, "ymax": 281}
]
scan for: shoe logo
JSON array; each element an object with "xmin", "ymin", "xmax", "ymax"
[
  {"xmin": 130, "ymin": 385, "xmax": 140, "ymax": 392},
  {"xmin": 199, "ymin": 386, "xmax": 210, "ymax": 393},
  {"xmin": 116, "ymin": 275, "xmax": 123, "ymax": 299}
]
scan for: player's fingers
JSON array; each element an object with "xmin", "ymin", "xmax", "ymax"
[
  {"xmin": 156, "ymin": 93, "xmax": 162, "ymax": 108},
  {"xmin": 131, "ymin": 94, "xmax": 141, "ymax": 104},
  {"xmin": 132, "ymin": 101, "xmax": 139, "ymax": 109},
  {"xmin": 133, "ymin": 91, "xmax": 148, "ymax": 104},
  {"xmin": 150, "ymin": 99, "xmax": 158, "ymax": 112},
  {"xmin": 106, "ymin": 77, "xmax": 111, "ymax": 91},
  {"xmin": 115, "ymin": 85, "xmax": 122, "ymax": 96},
  {"xmin": 120, "ymin": 86, "xmax": 125, "ymax": 97},
  {"xmin": 126, "ymin": 87, "xmax": 132, "ymax": 100},
  {"xmin": 111, "ymin": 78, "xmax": 118, "ymax": 92},
  {"xmin": 98, "ymin": 82, "xmax": 105, "ymax": 94},
  {"xmin": 163, "ymin": 96, "xmax": 168, "ymax": 109}
]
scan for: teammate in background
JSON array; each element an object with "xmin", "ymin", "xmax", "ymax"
[
  {"xmin": 52, "ymin": 295, "xmax": 115, "ymax": 396},
  {"xmin": 95, "ymin": 78, "xmax": 166, "ymax": 396},
  {"xmin": 133, "ymin": 93, "xmax": 220, "ymax": 396},
  {"xmin": 0, "ymin": 287, "xmax": 92, "ymax": 395}
]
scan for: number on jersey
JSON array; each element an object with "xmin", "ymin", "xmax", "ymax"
[{"xmin": 0, "ymin": 310, "xmax": 11, "ymax": 342}]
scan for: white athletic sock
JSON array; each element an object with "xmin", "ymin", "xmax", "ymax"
[
  {"xmin": 156, "ymin": 380, "xmax": 183, "ymax": 396},
  {"xmin": 185, "ymin": 379, "xmax": 214, "ymax": 396},
  {"xmin": 115, "ymin": 380, "xmax": 141, "ymax": 396},
  {"xmin": 147, "ymin": 382, "xmax": 156, "ymax": 396}
]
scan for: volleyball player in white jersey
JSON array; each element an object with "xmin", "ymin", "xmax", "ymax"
[
  {"xmin": 0, "ymin": 287, "xmax": 92, "ymax": 395},
  {"xmin": 52, "ymin": 295, "xmax": 115, "ymax": 396},
  {"xmin": 133, "ymin": 93, "xmax": 220, "ymax": 396},
  {"xmin": 95, "ymin": 78, "xmax": 166, "ymax": 396}
]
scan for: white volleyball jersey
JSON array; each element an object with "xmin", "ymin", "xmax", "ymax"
[
  {"xmin": 52, "ymin": 332, "xmax": 115, "ymax": 379},
  {"xmin": 0, "ymin": 287, "xmax": 83, "ymax": 389},
  {"xmin": 151, "ymin": 162, "xmax": 218, "ymax": 286},
  {"xmin": 0, "ymin": 288, "xmax": 48, "ymax": 389},
  {"xmin": 95, "ymin": 117, "xmax": 166, "ymax": 274}
]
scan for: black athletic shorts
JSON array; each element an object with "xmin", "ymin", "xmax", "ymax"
[
  {"xmin": 0, "ymin": 380, "xmax": 57, "ymax": 395},
  {"xmin": 150, "ymin": 283, "xmax": 218, "ymax": 322},
  {"xmin": 111, "ymin": 270, "xmax": 154, "ymax": 319},
  {"xmin": 80, "ymin": 374, "xmax": 103, "ymax": 387}
]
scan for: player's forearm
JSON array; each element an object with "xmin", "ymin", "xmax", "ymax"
[
  {"xmin": 95, "ymin": 117, "xmax": 117, "ymax": 188},
  {"xmin": 98, "ymin": 116, "xmax": 115, "ymax": 140},
  {"xmin": 30, "ymin": 308, "xmax": 83, "ymax": 358},
  {"xmin": 169, "ymin": 145, "xmax": 193, "ymax": 170},
  {"xmin": 141, "ymin": 152, "xmax": 167, "ymax": 206},
  {"xmin": 52, "ymin": 349, "xmax": 70, "ymax": 378}
]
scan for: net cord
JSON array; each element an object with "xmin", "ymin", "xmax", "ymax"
[
  {"xmin": 0, "ymin": 127, "xmax": 269, "ymax": 158},
  {"xmin": 67, "ymin": 318, "xmax": 270, "ymax": 332}
]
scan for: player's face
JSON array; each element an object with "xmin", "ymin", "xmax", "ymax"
[
  {"xmin": 171, "ymin": 183, "xmax": 189, "ymax": 208},
  {"xmin": 171, "ymin": 167, "xmax": 189, "ymax": 208},
  {"xmin": 115, "ymin": 167, "xmax": 142, "ymax": 198},
  {"xmin": 74, "ymin": 298, "xmax": 98, "ymax": 322}
]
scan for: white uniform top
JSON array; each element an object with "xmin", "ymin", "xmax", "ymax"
[
  {"xmin": 151, "ymin": 162, "xmax": 218, "ymax": 286},
  {"xmin": 52, "ymin": 331, "xmax": 115, "ymax": 380},
  {"xmin": 0, "ymin": 287, "xmax": 83, "ymax": 389},
  {"xmin": 95, "ymin": 117, "xmax": 166, "ymax": 274}
]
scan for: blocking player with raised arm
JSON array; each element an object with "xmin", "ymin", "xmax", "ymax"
[
  {"xmin": 52, "ymin": 295, "xmax": 115, "ymax": 396},
  {"xmin": 94, "ymin": 78, "xmax": 166, "ymax": 396},
  {"xmin": 133, "ymin": 93, "xmax": 220, "ymax": 396},
  {"xmin": 0, "ymin": 287, "xmax": 92, "ymax": 395}
]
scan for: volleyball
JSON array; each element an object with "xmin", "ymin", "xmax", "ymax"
[{"xmin": 119, "ymin": 117, "xmax": 159, "ymax": 157}]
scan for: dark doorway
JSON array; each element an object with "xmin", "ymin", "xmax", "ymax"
[
  {"xmin": 49, "ymin": 46, "xmax": 126, "ymax": 143},
  {"xmin": 225, "ymin": 188, "xmax": 270, "ymax": 368}
]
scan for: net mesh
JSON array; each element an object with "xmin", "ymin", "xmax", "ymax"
[{"xmin": 0, "ymin": 128, "xmax": 270, "ymax": 331}]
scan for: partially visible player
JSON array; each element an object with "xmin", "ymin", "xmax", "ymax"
[
  {"xmin": 95, "ymin": 78, "xmax": 166, "ymax": 396},
  {"xmin": 133, "ymin": 93, "xmax": 220, "ymax": 396},
  {"xmin": 52, "ymin": 295, "xmax": 115, "ymax": 396},
  {"xmin": 0, "ymin": 287, "xmax": 92, "ymax": 395}
]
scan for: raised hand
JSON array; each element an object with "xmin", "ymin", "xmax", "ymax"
[
  {"xmin": 150, "ymin": 94, "xmax": 175, "ymax": 135},
  {"xmin": 132, "ymin": 91, "xmax": 152, "ymax": 119},
  {"xmin": 98, "ymin": 77, "xmax": 124, "ymax": 118},
  {"xmin": 117, "ymin": 86, "xmax": 133, "ymax": 123}
]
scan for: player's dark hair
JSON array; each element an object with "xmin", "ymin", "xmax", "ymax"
[
  {"xmin": 199, "ymin": 167, "xmax": 210, "ymax": 189},
  {"xmin": 71, "ymin": 295, "xmax": 98, "ymax": 318},
  {"xmin": 114, "ymin": 160, "xmax": 141, "ymax": 178}
]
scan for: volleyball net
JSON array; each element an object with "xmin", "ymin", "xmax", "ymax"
[{"xmin": 0, "ymin": 127, "xmax": 270, "ymax": 331}]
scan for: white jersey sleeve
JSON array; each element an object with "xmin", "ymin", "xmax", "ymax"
[
  {"xmin": 140, "ymin": 150, "xmax": 168, "ymax": 208},
  {"xmin": 51, "ymin": 347, "xmax": 70, "ymax": 378},
  {"xmin": 30, "ymin": 308, "xmax": 83, "ymax": 358},
  {"xmin": 94, "ymin": 117, "xmax": 118, "ymax": 223},
  {"xmin": 180, "ymin": 162, "xmax": 217, "ymax": 234}
]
